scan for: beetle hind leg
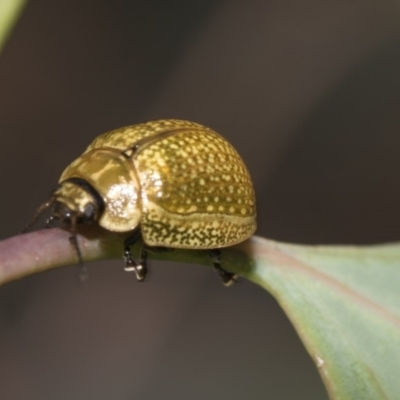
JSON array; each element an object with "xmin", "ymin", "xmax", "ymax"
[
  {"xmin": 123, "ymin": 230, "xmax": 148, "ymax": 282},
  {"xmin": 208, "ymin": 249, "xmax": 237, "ymax": 287}
]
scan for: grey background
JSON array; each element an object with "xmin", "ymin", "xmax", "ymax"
[{"xmin": 1, "ymin": 1, "xmax": 400, "ymax": 399}]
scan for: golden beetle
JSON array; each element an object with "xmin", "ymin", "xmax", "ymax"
[{"xmin": 29, "ymin": 120, "xmax": 256, "ymax": 285}]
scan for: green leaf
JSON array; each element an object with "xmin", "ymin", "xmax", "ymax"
[
  {"xmin": 242, "ymin": 237, "xmax": 400, "ymax": 399},
  {"xmin": 0, "ymin": 0, "xmax": 27, "ymax": 55}
]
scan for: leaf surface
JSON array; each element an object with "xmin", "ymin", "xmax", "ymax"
[{"xmin": 243, "ymin": 238, "xmax": 400, "ymax": 399}]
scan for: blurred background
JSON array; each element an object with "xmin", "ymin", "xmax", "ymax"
[{"xmin": 1, "ymin": 1, "xmax": 400, "ymax": 399}]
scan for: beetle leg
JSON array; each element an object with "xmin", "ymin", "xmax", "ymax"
[
  {"xmin": 123, "ymin": 230, "xmax": 148, "ymax": 282},
  {"xmin": 208, "ymin": 249, "xmax": 237, "ymax": 287},
  {"xmin": 68, "ymin": 232, "xmax": 88, "ymax": 282}
]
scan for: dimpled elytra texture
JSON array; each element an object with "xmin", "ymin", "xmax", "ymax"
[{"xmin": 61, "ymin": 120, "xmax": 256, "ymax": 248}]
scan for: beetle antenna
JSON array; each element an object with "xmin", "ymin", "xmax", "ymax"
[
  {"xmin": 69, "ymin": 216, "xmax": 88, "ymax": 282},
  {"xmin": 21, "ymin": 199, "xmax": 54, "ymax": 233}
]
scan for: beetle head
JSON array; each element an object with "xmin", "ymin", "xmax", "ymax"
[
  {"xmin": 51, "ymin": 178, "xmax": 105, "ymax": 227},
  {"xmin": 22, "ymin": 178, "xmax": 105, "ymax": 279}
]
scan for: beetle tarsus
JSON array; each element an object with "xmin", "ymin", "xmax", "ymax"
[
  {"xmin": 123, "ymin": 251, "xmax": 136, "ymax": 272},
  {"xmin": 220, "ymin": 271, "xmax": 238, "ymax": 287},
  {"xmin": 124, "ymin": 248, "xmax": 148, "ymax": 282},
  {"xmin": 123, "ymin": 231, "xmax": 148, "ymax": 282},
  {"xmin": 134, "ymin": 249, "xmax": 148, "ymax": 281},
  {"xmin": 208, "ymin": 249, "xmax": 237, "ymax": 287}
]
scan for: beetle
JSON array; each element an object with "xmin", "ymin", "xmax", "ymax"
[{"xmin": 26, "ymin": 120, "xmax": 256, "ymax": 285}]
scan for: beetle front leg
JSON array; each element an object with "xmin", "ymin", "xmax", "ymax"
[
  {"xmin": 208, "ymin": 249, "xmax": 237, "ymax": 287},
  {"xmin": 123, "ymin": 229, "xmax": 148, "ymax": 282}
]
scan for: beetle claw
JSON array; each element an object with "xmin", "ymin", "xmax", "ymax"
[
  {"xmin": 215, "ymin": 264, "xmax": 237, "ymax": 287},
  {"xmin": 125, "ymin": 259, "xmax": 148, "ymax": 282},
  {"xmin": 220, "ymin": 272, "xmax": 238, "ymax": 287},
  {"xmin": 134, "ymin": 263, "xmax": 147, "ymax": 282}
]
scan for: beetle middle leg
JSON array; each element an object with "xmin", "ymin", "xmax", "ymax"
[
  {"xmin": 124, "ymin": 229, "xmax": 148, "ymax": 282},
  {"xmin": 208, "ymin": 249, "xmax": 237, "ymax": 287}
]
